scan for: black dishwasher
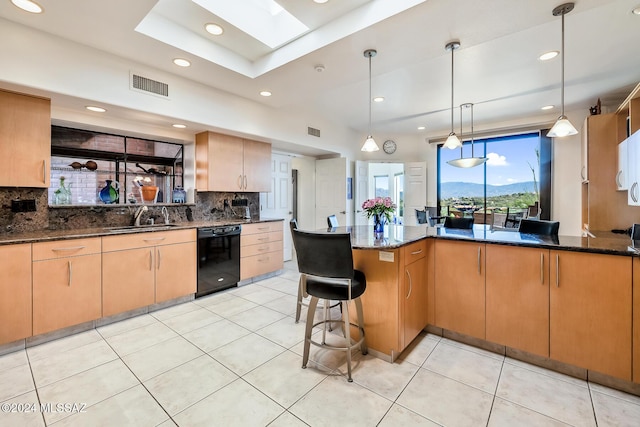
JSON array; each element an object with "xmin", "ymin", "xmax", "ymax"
[{"xmin": 196, "ymin": 225, "xmax": 241, "ymax": 298}]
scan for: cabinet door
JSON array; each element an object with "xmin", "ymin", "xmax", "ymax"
[
  {"xmin": 0, "ymin": 244, "xmax": 32, "ymax": 344},
  {"xmin": 435, "ymin": 240, "xmax": 485, "ymax": 339},
  {"xmin": 195, "ymin": 131, "xmax": 243, "ymax": 191},
  {"xmin": 486, "ymin": 245, "xmax": 549, "ymax": 357},
  {"xmin": 550, "ymin": 250, "xmax": 632, "ymax": 380},
  {"xmin": 627, "ymin": 131, "xmax": 640, "ymax": 205},
  {"xmin": 0, "ymin": 90, "xmax": 50, "ymax": 187},
  {"xmin": 102, "ymin": 248, "xmax": 155, "ymax": 317},
  {"xmin": 243, "ymin": 139, "xmax": 271, "ymax": 192},
  {"xmin": 617, "ymin": 138, "xmax": 628, "ymax": 191},
  {"xmin": 403, "ymin": 258, "xmax": 427, "ymax": 349},
  {"xmin": 33, "ymin": 254, "xmax": 102, "ymax": 335},
  {"xmin": 155, "ymin": 242, "xmax": 197, "ymax": 303},
  {"xmin": 634, "ymin": 258, "xmax": 640, "ymax": 383}
]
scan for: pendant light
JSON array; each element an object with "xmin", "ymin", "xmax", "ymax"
[
  {"xmin": 447, "ymin": 103, "xmax": 488, "ymax": 168},
  {"xmin": 443, "ymin": 41, "xmax": 462, "ymax": 149},
  {"xmin": 361, "ymin": 49, "xmax": 380, "ymax": 152},
  {"xmin": 547, "ymin": 3, "xmax": 578, "ymax": 138}
]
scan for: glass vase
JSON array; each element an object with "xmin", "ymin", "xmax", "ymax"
[
  {"xmin": 373, "ymin": 213, "xmax": 385, "ymax": 234},
  {"xmin": 54, "ymin": 176, "xmax": 71, "ymax": 205}
]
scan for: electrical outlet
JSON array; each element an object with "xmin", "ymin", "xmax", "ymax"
[
  {"xmin": 232, "ymin": 198, "xmax": 248, "ymax": 207},
  {"xmin": 11, "ymin": 199, "xmax": 36, "ymax": 212}
]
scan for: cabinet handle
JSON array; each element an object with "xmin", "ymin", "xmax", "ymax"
[
  {"xmin": 581, "ymin": 166, "xmax": 586, "ymax": 180},
  {"xmin": 238, "ymin": 175, "xmax": 243, "ymax": 190},
  {"xmin": 157, "ymin": 248, "xmax": 161, "ymax": 269},
  {"xmin": 258, "ymin": 226, "xmax": 270, "ymax": 230},
  {"xmin": 149, "ymin": 250, "xmax": 153, "ymax": 270},
  {"xmin": 52, "ymin": 246, "xmax": 86, "ymax": 252},
  {"xmin": 540, "ymin": 253, "xmax": 544, "ymax": 285},
  {"xmin": 477, "ymin": 246, "xmax": 481, "ymax": 275},
  {"xmin": 411, "ymin": 249, "xmax": 423, "ymax": 255},
  {"xmin": 405, "ymin": 269, "xmax": 412, "ymax": 299},
  {"xmin": 555, "ymin": 254, "xmax": 559, "ymax": 287},
  {"xmin": 616, "ymin": 170, "xmax": 622, "ymax": 188},
  {"xmin": 42, "ymin": 160, "xmax": 47, "ymax": 184},
  {"xmin": 257, "ymin": 237, "xmax": 269, "ymax": 241},
  {"xmin": 634, "ymin": 182, "xmax": 639, "ymax": 203},
  {"xmin": 143, "ymin": 237, "xmax": 166, "ymax": 242},
  {"xmin": 68, "ymin": 260, "xmax": 72, "ymax": 287},
  {"xmin": 258, "ymin": 256, "xmax": 270, "ymax": 262},
  {"xmin": 244, "ymin": 175, "xmax": 248, "ymax": 190}
]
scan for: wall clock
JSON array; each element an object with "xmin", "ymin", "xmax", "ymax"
[{"xmin": 383, "ymin": 139, "xmax": 397, "ymax": 154}]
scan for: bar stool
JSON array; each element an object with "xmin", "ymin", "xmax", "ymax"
[{"xmin": 291, "ymin": 228, "xmax": 367, "ymax": 382}]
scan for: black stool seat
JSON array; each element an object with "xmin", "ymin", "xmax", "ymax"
[{"xmin": 306, "ymin": 270, "xmax": 366, "ymax": 301}]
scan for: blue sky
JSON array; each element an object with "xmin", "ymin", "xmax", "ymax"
[{"xmin": 440, "ymin": 133, "xmax": 540, "ymax": 186}]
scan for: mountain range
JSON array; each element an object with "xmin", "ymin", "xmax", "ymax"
[{"xmin": 441, "ymin": 181, "xmax": 536, "ymax": 199}]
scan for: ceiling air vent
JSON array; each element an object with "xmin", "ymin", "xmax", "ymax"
[
  {"xmin": 130, "ymin": 72, "xmax": 169, "ymax": 99},
  {"xmin": 307, "ymin": 126, "xmax": 320, "ymax": 137}
]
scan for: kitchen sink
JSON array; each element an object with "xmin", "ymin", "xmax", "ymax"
[{"xmin": 104, "ymin": 224, "xmax": 181, "ymax": 232}]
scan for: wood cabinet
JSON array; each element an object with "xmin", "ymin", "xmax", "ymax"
[
  {"xmin": 195, "ymin": 131, "xmax": 271, "ymax": 192},
  {"xmin": 240, "ymin": 221, "xmax": 283, "ymax": 280},
  {"xmin": 0, "ymin": 244, "xmax": 32, "ymax": 344},
  {"xmin": 550, "ymin": 250, "xmax": 632, "ymax": 380},
  {"xmin": 435, "ymin": 240, "xmax": 486, "ymax": 339},
  {"xmin": 401, "ymin": 240, "xmax": 428, "ymax": 349},
  {"xmin": 0, "ymin": 89, "xmax": 50, "ymax": 188},
  {"xmin": 486, "ymin": 245, "xmax": 549, "ymax": 357},
  {"xmin": 634, "ymin": 258, "xmax": 640, "ymax": 383},
  {"xmin": 102, "ymin": 229, "xmax": 196, "ymax": 316},
  {"xmin": 32, "ymin": 238, "xmax": 102, "ymax": 335}
]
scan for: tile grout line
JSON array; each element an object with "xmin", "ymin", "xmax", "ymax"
[{"xmin": 484, "ymin": 356, "xmax": 506, "ymax": 426}]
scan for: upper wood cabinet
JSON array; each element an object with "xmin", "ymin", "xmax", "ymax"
[
  {"xmin": 550, "ymin": 250, "xmax": 632, "ymax": 380},
  {"xmin": 486, "ymin": 245, "xmax": 550, "ymax": 357},
  {"xmin": 633, "ymin": 258, "xmax": 640, "ymax": 383},
  {"xmin": 0, "ymin": 89, "xmax": 50, "ymax": 188},
  {"xmin": 434, "ymin": 240, "xmax": 486, "ymax": 340},
  {"xmin": 195, "ymin": 131, "xmax": 271, "ymax": 192}
]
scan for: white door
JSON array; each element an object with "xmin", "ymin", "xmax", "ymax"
[
  {"xmin": 403, "ymin": 162, "xmax": 427, "ymax": 226},
  {"xmin": 315, "ymin": 157, "xmax": 348, "ymax": 229},
  {"xmin": 260, "ymin": 153, "xmax": 293, "ymax": 261},
  {"xmin": 354, "ymin": 160, "xmax": 369, "ymax": 225}
]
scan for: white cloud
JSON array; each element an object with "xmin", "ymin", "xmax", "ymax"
[
  {"xmin": 486, "ymin": 152, "xmax": 508, "ymax": 166},
  {"xmin": 507, "ymin": 178, "xmax": 516, "ymax": 182}
]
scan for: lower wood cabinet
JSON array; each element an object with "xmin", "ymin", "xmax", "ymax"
[
  {"xmin": 550, "ymin": 250, "xmax": 632, "ymax": 380},
  {"xmin": 240, "ymin": 222, "xmax": 283, "ymax": 280},
  {"xmin": 435, "ymin": 240, "xmax": 486, "ymax": 339},
  {"xmin": 486, "ymin": 245, "xmax": 550, "ymax": 357},
  {"xmin": 634, "ymin": 258, "xmax": 640, "ymax": 383},
  {"xmin": 32, "ymin": 238, "xmax": 102, "ymax": 335},
  {"xmin": 102, "ymin": 229, "xmax": 196, "ymax": 317},
  {"xmin": 0, "ymin": 244, "xmax": 32, "ymax": 344},
  {"xmin": 402, "ymin": 240, "xmax": 428, "ymax": 349}
]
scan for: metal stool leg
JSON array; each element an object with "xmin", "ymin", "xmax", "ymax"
[
  {"xmin": 342, "ymin": 300, "xmax": 353, "ymax": 382},
  {"xmin": 302, "ymin": 296, "xmax": 319, "ymax": 369},
  {"xmin": 295, "ymin": 277, "xmax": 303, "ymax": 323},
  {"xmin": 355, "ymin": 297, "xmax": 367, "ymax": 355}
]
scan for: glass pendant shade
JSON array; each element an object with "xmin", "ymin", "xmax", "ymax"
[
  {"xmin": 447, "ymin": 156, "xmax": 487, "ymax": 168},
  {"xmin": 444, "ymin": 133, "xmax": 462, "ymax": 149},
  {"xmin": 361, "ymin": 135, "xmax": 379, "ymax": 152},
  {"xmin": 547, "ymin": 115, "xmax": 578, "ymax": 137}
]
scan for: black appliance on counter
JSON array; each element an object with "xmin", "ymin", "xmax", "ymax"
[{"xmin": 196, "ymin": 225, "xmax": 241, "ymax": 298}]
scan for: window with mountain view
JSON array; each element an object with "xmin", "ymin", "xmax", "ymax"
[{"xmin": 437, "ymin": 132, "xmax": 551, "ymax": 225}]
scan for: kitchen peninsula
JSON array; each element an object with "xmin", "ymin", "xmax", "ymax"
[{"xmin": 320, "ymin": 224, "xmax": 639, "ymax": 394}]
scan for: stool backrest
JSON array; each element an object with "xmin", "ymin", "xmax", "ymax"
[
  {"xmin": 443, "ymin": 216, "xmax": 474, "ymax": 229},
  {"xmin": 327, "ymin": 215, "xmax": 339, "ymax": 228},
  {"xmin": 518, "ymin": 218, "xmax": 560, "ymax": 235},
  {"xmin": 292, "ymin": 229, "xmax": 354, "ymax": 280}
]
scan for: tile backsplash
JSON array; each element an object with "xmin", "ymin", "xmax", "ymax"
[{"xmin": 0, "ymin": 188, "xmax": 260, "ymax": 234}]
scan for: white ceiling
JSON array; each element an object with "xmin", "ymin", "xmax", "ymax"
[{"xmin": 1, "ymin": 0, "xmax": 640, "ymax": 151}]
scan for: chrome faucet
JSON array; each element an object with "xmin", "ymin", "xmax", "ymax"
[
  {"xmin": 133, "ymin": 205, "xmax": 148, "ymax": 226},
  {"xmin": 161, "ymin": 206, "xmax": 170, "ymax": 224}
]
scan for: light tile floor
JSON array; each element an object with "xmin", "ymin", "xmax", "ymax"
[{"xmin": 1, "ymin": 261, "xmax": 640, "ymax": 426}]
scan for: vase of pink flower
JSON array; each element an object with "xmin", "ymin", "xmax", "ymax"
[{"xmin": 362, "ymin": 197, "xmax": 396, "ymax": 234}]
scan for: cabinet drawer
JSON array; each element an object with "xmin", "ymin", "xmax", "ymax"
[
  {"xmin": 241, "ymin": 231, "xmax": 282, "ymax": 247},
  {"xmin": 33, "ymin": 237, "xmax": 101, "ymax": 261},
  {"xmin": 403, "ymin": 240, "xmax": 427, "ymax": 265},
  {"xmin": 241, "ymin": 250, "xmax": 284, "ymax": 280},
  {"xmin": 241, "ymin": 240, "xmax": 283, "ymax": 258},
  {"xmin": 242, "ymin": 221, "xmax": 283, "ymax": 235},
  {"xmin": 102, "ymin": 229, "xmax": 195, "ymax": 252}
]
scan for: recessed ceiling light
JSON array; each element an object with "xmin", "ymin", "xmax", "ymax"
[
  {"xmin": 173, "ymin": 58, "xmax": 191, "ymax": 67},
  {"xmin": 417, "ymin": 126, "xmax": 426, "ymax": 130},
  {"xmin": 541, "ymin": 105, "xmax": 554, "ymax": 110},
  {"xmin": 86, "ymin": 106, "xmax": 106, "ymax": 113},
  {"xmin": 373, "ymin": 97, "xmax": 385, "ymax": 103},
  {"xmin": 539, "ymin": 51, "xmax": 559, "ymax": 61},
  {"xmin": 172, "ymin": 124, "xmax": 186, "ymax": 129},
  {"xmin": 260, "ymin": 91, "xmax": 272, "ymax": 97},
  {"xmin": 633, "ymin": 6, "xmax": 640, "ymax": 15},
  {"xmin": 11, "ymin": 0, "xmax": 43, "ymax": 13},
  {"xmin": 313, "ymin": 0, "xmax": 329, "ymax": 3},
  {"xmin": 205, "ymin": 23, "xmax": 224, "ymax": 35}
]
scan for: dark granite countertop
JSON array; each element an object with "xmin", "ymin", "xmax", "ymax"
[
  {"xmin": 0, "ymin": 218, "xmax": 283, "ymax": 245},
  {"xmin": 320, "ymin": 225, "xmax": 638, "ymax": 256}
]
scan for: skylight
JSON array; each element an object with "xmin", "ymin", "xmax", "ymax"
[{"xmin": 192, "ymin": 0, "xmax": 309, "ymax": 48}]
